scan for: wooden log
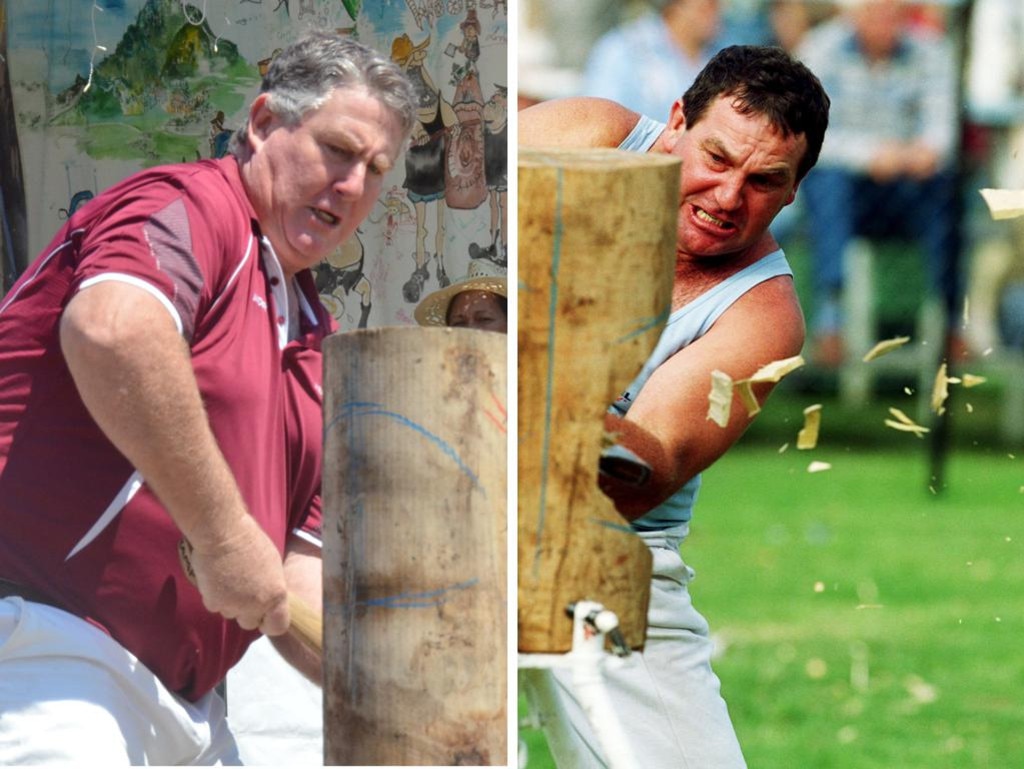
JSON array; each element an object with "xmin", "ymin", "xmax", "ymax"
[
  {"xmin": 322, "ymin": 326, "xmax": 507, "ymax": 766},
  {"xmin": 518, "ymin": 148, "xmax": 679, "ymax": 653}
]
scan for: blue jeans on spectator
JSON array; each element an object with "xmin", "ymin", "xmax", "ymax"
[
  {"xmin": 801, "ymin": 165, "xmax": 962, "ymax": 334},
  {"xmin": 1000, "ymin": 281, "xmax": 1024, "ymax": 350}
]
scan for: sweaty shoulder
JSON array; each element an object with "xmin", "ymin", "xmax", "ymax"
[{"xmin": 519, "ymin": 97, "xmax": 643, "ymax": 150}]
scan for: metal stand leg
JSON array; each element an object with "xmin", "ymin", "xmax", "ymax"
[{"xmin": 519, "ymin": 601, "xmax": 639, "ymax": 769}]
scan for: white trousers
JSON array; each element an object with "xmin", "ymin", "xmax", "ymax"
[
  {"xmin": 226, "ymin": 636, "xmax": 322, "ymax": 765},
  {"xmin": 0, "ymin": 597, "xmax": 241, "ymax": 766},
  {"xmin": 522, "ymin": 524, "xmax": 746, "ymax": 769}
]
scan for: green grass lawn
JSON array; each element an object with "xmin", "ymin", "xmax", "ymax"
[{"xmin": 519, "ymin": 438, "xmax": 1024, "ymax": 767}]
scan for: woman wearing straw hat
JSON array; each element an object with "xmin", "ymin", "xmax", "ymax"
[{"xmin": 414, "ymin": 259, "xmax": 507, "ymax": 333}]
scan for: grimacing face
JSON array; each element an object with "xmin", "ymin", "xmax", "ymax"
[
  {"xmin": 665, "ymin": 96, "xmax": 806, "ymax": 260},
  {"xmin": 446, "ymin": 290, "xmax": 507, "ymax": 333},
  {"xmin": 244, "ymin": 85, "xmax": 405, "ymax": 277}
]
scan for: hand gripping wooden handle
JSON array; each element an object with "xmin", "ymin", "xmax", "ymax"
[{"xmin": 177, "ymin": 538, "xmax": 322, "ymax": 653}]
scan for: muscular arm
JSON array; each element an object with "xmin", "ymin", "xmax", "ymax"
[
  {"xmin": 519, "ymin": 96, "xmax": 643, "ymax": 149},
  {"xmin": 601, "ymin": 277, "xmax": 805, "ymax": 519},
  {"xmin": 60, "ymin": 280, "xmax": 290, "ymax": 636},
  {"xmin": 270, "ymin": 536, "xmax": 323, "ymax": 685}
]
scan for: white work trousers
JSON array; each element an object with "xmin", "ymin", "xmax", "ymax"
[
  {"xmin": 0, "ymin": 597, "xmax": 241, "ymax": 765},
  {"xmin": 522, "ymin": 524, "xmax": 747, "ymax": 769}
]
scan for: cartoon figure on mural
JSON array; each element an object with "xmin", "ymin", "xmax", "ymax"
[
  {"xmin": 478, "ymin": 82, "xmax": 506, "ymax": 265},
  {"xmin": 445, "ymin": 8, "xmax": 487, "ymax": 216},
  {"xmin": 391, "ymin": 31, "xmax": 455, "ymax": 304},
  {"xmin": 209, "ymin": 110, "xmax": 233, "ymax": 158},
  {"xmin": 368, "ymin": 185, "xmax": 415, "ymax": 249},
  {"xmin": 313, "ymin": 231, "xmax": 374, "ymax": 329},
  {"xmin": 448, "ymin": 8, "xmax": 480, "ymax": 78}
]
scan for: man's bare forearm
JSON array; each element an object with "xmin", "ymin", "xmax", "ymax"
[
  {"xmin": 599, "ymin": 413, "xmax": 678, "ymax": 519},
  {"xmin": 60, "ymin": 280, "xmax": 289, "ymax": 633}
]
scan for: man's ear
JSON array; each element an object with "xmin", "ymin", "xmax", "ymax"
[
  {"xmin": 667, "ymin": 98, "xmax": 686, "ymax": 132},
  {"xmin": 662, "ymin": 98, "xmax": 687, "ymax": 151},
  {"xmin": 247, "ymin": 93, "xmax": 275, "ymax": 149}
]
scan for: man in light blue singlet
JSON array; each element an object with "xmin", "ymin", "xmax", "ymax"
[{"xmin": 520, "ymin": 46, "xmax": 830, "ymax": 768}]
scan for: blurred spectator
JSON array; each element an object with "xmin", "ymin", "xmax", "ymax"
[
  {"xmin": 964, "ymin": 131, "xmax": 1024, "ymax": 357},
  {"xmin": 579, "ymin": 0, "xmax": 724, "ymax": 122},
  {"xmin": 796, "ymin": 0, "xmax": 962, "ymax": 366},
  {"xmin": 967, "ymin": 209, "xmax": 1024, "ymax": 353},
  {"xmin": 764, "ymin": 0, "xmax": 836, "ymax": 244},
  {"xmin": 767, "ymin": 0, "xmax": 834, "ymax": 51},
  {"xmin": 518, "ymin": 0, "xmax": 625, "ymax": 107},
  {"xmin": 964, "ymin": 0, "xmax": 1024, "ymax": 120},
  {"xmin": 962, "ymin": 0, "xmax": 1024, "ymax": 354}
]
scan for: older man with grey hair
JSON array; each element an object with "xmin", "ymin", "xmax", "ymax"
[{"xmin": 0, "ymin": 32, "xmax": 414, "ymax": 765}]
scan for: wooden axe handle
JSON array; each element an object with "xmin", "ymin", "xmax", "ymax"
[
  {"xmin": 177, "ymin": 538, "xmax": 322, "ymax": 654},
  {"xmin": 283, "ymin": 592, "xmax": 323, "ymax": 654}
]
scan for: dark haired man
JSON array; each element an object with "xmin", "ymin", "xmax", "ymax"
[{"xmin": 520, "ymin": 45, "xmax": 830, "ymax": 767}]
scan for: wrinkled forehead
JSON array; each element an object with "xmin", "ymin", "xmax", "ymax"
[
  {"xmin": 689, "ymin": 98, "xmax": 807, "ymax": 177},
  {"xmin": 694, "ymin": 96, "xmax": 800, "ymax": 145}
]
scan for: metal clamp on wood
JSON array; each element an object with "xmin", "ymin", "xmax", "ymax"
[{"xmin": 566, "ymin": 601, "xmax": 631, "ymax": 658}]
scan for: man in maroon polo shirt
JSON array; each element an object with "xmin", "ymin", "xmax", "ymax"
[{"xmin": 0, "ymin": 33, "xmax": 414, "ymax": 764}]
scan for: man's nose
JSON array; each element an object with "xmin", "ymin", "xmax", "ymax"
[
  {"xmin": 334, "ymin": 162, "xmax": 368, "ymax": 199},
  {"xmin": 715, "ymin": 173, "xmax": 744, "ymax": 210}
]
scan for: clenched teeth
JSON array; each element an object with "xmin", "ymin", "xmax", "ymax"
[{"xmin": 696, "ymin": 208, "xmax": 727, "ymax": 227}]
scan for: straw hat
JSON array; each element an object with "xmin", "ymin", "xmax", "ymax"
[{"xmin": 414, "ymin": 259, "xmax": 507, "ymax": 327}]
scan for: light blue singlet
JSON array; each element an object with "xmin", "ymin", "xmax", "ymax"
[{"xmin": 613, "ymin": 115, "xmax": 794, "ymax": 531}]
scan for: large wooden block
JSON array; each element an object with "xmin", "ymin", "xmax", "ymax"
[
  {"xmin": 323, "ymin": 327, "xmax": 507, "ymax": 765},
  {"xmin": 518, "ymin": 148, "xmax": 679, "ymax": 653}
]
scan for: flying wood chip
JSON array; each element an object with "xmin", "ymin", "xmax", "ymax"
[
  {"xmin": 887, "ymin": 407, "xmax": 916, "ymax": 426},
  {"xmin": 961, "ymin": 373, "xmax": 987, "ymax": 388},
  {"xmin": 931, "ymin": 363, "xmax": 951, "ymax": 415},
  {"xmin": 796, "ymin": 404, "xmax": 823, "ymax": 450},
  {"xmin": 707, "ymin": 370, "xmax": 734, "ymax": 428},
  {"xmin": 979, "ymin": 188, "xmax": 1024, "ymax": 220},
  {"xmin": 863, "ymin": 336, "xmax": 911, "ymax": 362},
  {"xmin": 706, "ymin": 356, "xmax": 806, "ymax": 426},
  {"xmin": 748, "ymin": 354, "xmax": 806, "ymax": 383},
  {"xmin": 807, "ymin": 461, "xmax": 832, "ymax": 473},
  {"xmin": 735, "ymin": 379, "xmax": 761, "ymax": 418},
  {"xmin": 885, "ymin": 407, "xmax": 930, "ymax": 438},
  {"xmin": 884, "ymin": 419, "xmax": 930, "ymax": 438}
]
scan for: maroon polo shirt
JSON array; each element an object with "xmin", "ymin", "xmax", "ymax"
[{"xmin": 0, "ymin": 157, "xmax": 331, "ymax": 700}]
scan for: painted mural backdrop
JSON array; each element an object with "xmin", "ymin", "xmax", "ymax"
[{"xmin": 3, "ymin": 0, "xmax": 506, "ymax": 329}]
